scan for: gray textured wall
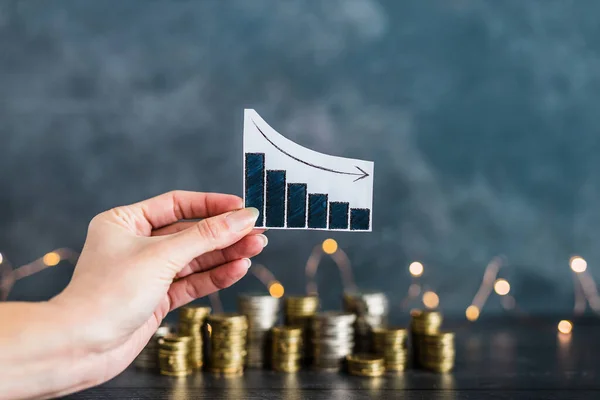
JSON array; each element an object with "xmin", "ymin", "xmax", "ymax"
[{"xmin": 1, "ymin": 0, "xmax": 599, "ymax": 316}]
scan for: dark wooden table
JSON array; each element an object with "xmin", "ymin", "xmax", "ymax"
[{"xmin": 67, "ymin": 318, "xmax": 600, "ymax": 399}]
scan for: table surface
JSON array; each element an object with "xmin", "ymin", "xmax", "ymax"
[{"xmin": 67, "ymin": 318, "xmax": 600, "ymax": 399}]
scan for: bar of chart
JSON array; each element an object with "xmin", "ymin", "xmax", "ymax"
[{"xmin": 243, "ymin": 109, "xmax": 374, "ymax": 232}]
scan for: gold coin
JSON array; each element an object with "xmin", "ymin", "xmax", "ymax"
[
  {"xmin": 207, "ymin": 366, "xmax": 244, "ymax": 374},
  {"xmin": 384, "ymin": 363, "xmax": 407, "ymax": 373},
  {"xmin": 272, "ymin": 326, "xmax": 303, "ymax": 337},
  {"xmin": 208, "ymin": 313, "xmax": 247, "ymax": 323},
  {"xmin": 346, "ymin": 354, "xmax": 385, "ymax": 365},
  {"xmin": 180, "ymin": 305, "xmax": 212, "ymax": 319},
  {"xmin": 273, "ymin": 343, "xmax": 303, "ymax": 354},
  {"xmin": 159, "ymin": 334, "xmax": 192, "ymax": 347},
  {"xmin": 210, "ymin": 351, "xmax": 247, "ymax": 361},
  {"xmin": 348, "ymin": 366, "xmax": 385, "ymax": 377}
]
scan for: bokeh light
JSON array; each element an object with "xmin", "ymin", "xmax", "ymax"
[
  {"xmin": 423, "ymin": 291, "xmax": 439, "ymax": 309},
  {"xmin": 570, "ymin": 256, "xmax": 587, "ymax": 273},
  {"xmin": 409, "ymin": 261, "xmax": 424, "ymax": 277},
  {"xmin": 494, "ymin": 279, "xmax": 510, "ymax": 296},
  {"xmin": 269, "ymin": 281, "xmax": 285, "ymax": 298},
  {"xmin": 0, "ymin": 252, "xmax": 3, "ymax": 264},
  {"xmin": 558, "ymin": 320, "xmax": 573, "ymax": 335},
  {"xmin": 42, "ymin": 252, "xmax": 61, "ymax": 266},
  {"xmin": 322, "ymin": 239, "xmax": 338, "ymax": 255},
  {"xmin": 466, "ymin": 305, "xmax": 480, "ymax": 321}
]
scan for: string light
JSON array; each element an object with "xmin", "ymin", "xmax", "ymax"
[
  {"xmin": 423, "ymin": 291, "xmax": 439, "ymax": 309},
  {"xmin": 557, "ymin": 320, "xmax": 572, "ymax": 335},
  {"xmin": 494, "ymin": 279, "xmax": 510, "ymax": 296},
  {"xmin": 42, "ymin": 252, "xmax": 61, "ymax": 267},
  {"xmin": 466, "ymin": 305, "xmax": 480, "ymax": 321},
  {"xmin": 268, "ymin": 281, "xmax": 285, "ymax": 298},
  {"xmin": 409, "ymin": 261, "xmax": 424, "ymax": 277},
  {"xmin": 570, "ymin": 256, "xmax": 587, "ymax": 273},
  {"xmin": 0, "ymin": 243, "xmax": 596, "ymax": 328},
  {"xmin": 469, "ymin": 256, "xmax": 503, "ymax": 318},
  {"xmin": 322, "ymin": 239, "xmax": 338, "ymax": 255}
]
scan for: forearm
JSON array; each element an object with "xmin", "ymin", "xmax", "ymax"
[{"xmin": 0, "ymin": 301, "xmax": 98, "ymax": 400}]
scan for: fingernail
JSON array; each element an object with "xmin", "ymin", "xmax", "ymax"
[
  {"xmin": 226, "ymin": 207, "xmax": 259, "ymax": 232},
  {"xmin": 257, "ymin": 234, "xmax": 268, "ymax": 247},
  {"xmin": 243, "ymin": 258, "xmax": 252, "ymax": 268}
]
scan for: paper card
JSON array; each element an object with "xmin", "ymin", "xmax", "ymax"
[{"xmin": 243, "ymin": 109, "xmax": 374, "ymax": 231}]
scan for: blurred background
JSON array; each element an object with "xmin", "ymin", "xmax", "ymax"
[{"xmin": 1, "ymin": 0, "xmax": 599, "ymax": 318}]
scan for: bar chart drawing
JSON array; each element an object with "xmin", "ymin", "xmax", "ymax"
[{"xmin": 243, "ymin": 109, "xmax": 374, "ymax": 231}]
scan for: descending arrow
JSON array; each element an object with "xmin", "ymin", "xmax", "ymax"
[{"xmin": 251, "ymin": 120, "xmax": 370, "ymax": 182}]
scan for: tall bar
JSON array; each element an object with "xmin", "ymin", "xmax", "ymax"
[
  {"xmin": 308, "ymin": 194, "xmax": 328, "ymax": 229},
  {"xmin": 265, "ymin": 170, "xmax": 286, "ymax": 227},
  {"xmin": 350, "ymin": 208, "xmax": 371, "ymax": 231},
  {"xmin": 329, "ymin": 202, "xmax": 349, "ymax": 230},
  {"xmin": 245, "ymin": 153, "xmax": 265, "ymax": 227},
  {"xmin": 287, "ymin": 183, "xmax": 307, "ymax": 228}
]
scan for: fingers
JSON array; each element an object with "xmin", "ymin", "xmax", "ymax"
[
  {"xmin": 162, "ymin": 207, "xmax": 259, "ymax": 267},
  {"xmin": 133, "ymin": 191, "xmax": 244, "ymax": 230},
  {"xmin": 152, "ymin": 220, "xmax": 266, "ymax": 237},
  {"xmin": 177, "ymin": 234, "xmax": 267, "ymax": 278},
  {"xmin": 167, "ymin": 258, "xmax": 251, "ymax": 310}
]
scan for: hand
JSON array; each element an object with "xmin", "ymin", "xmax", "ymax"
[{"xmin": 51, "ymin": 191, "xmax": 265, "ymax": 386}]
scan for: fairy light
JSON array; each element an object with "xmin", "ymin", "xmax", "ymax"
[
  {"xmin": 268, "ymin": 281, "xmax": 285, "ymax": 298},
  {"xmin": 0, "ymin": 243, "xmax": 590, "ymax": 329},
  {"xmin": 494, "ymin": 279, "xmax": 510, "ymax": 296},
  {"xmin": 466, "ymin": 305, "xmax": 480, "ymax": 321},
  {"xmin": 42, "ymin": 252, "xmax": 61, "ymax": 267},
  {"xmin": 570, "ymin": 256, "xmax": 587, "ymax": 273},
  {"xmin": 422, "ymin": 291, "xmax": 439, "ymax": 309},
  {"xmin": 558, "ymin": 320, "xmax": 572, "ymax": 335},
  {"xmin": 322, "ymin": 239, "xmax": 338, "ymax": 255},
  {"xmin": 409, "ymin": 261, "xmax": 424, "ymax": 277}
]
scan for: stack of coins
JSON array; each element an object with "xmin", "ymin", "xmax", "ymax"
[
  {"xmin": 179, "ymin": 305, "xmax": 211, "ymax": 369},
  {"xmin": 207, "ymin": 313, "xmax": 248, "ymax": 376},
  {"xmin": 416, "ymin": 331, "xmax": 455, "ymax": 373},
  {"xmin": 238, "ymin": 293, "xmax": 280, "ymax": 368},
  {"xmin": 410, "ymin": 309, "xmax": 443, "ymax": 368},
  {"xmin": 284, "ymin": 295, "xmax": 319, "ymax": 363},
  {"xmin": 410, "ymin": 309, "xmax": 443, "ymax": 335},
  {"xmin": 343, "ymin": 291, "xmax": 388, "ymax": 353},
  {"xmin": 372, "ymin": 327, "xmax": 409, "ymax": 373},
  {"xmin": 311, "ymin": 312, "xmax": 356, "ymax": 371},
  {"xmin": 271, "ymin": 326, "xmax": 303, "ymax": 373},
  {"xmin": 135, "ymin": 325, "xmax": 172, "ymax": 370},
  {"xmin": 158, "ymin": 334, "xmax": 192, "ymax": 376},
  {"xmin": 346, "ymin": 354, "xmax": 385, "ymax": 377}
]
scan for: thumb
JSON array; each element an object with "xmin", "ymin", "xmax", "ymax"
[{"xmin": 163, "ymin": 207, "xmax": 260, "ymax": 265}]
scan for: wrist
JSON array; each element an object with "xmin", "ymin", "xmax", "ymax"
[
  {"xmin": 0, "ymin": 301, "xmax": 100, "ymax": 399},
  {"xmin": 49, "ymin": 289, "xmax": 121, "ymax": 354}
]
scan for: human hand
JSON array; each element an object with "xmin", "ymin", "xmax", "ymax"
[{"xmin": 51, "ymin": 191, "xmax": 265, "ymax": 386}]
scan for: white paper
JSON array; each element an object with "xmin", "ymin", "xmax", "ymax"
[{"xmin": 243, "ymin": 109, "xmax": 374, "ymax": 231}]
